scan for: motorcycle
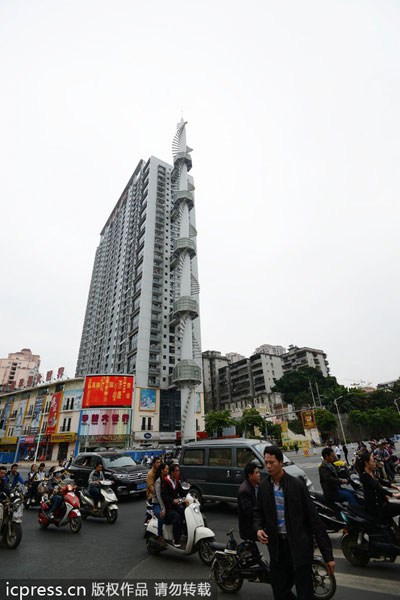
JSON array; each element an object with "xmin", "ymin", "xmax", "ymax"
[
  {"xmin": 38, "ymin": 481, "xmax": 82, "ymax": 533},
  {"xmin": 144, "ymin": 489, "xmax": 215, "ymax": 565},
  {"xmin": 310, "ymin": 473, "xmax": 364, "ymax": 533},
  {"xmin": 340, "ymin": 503, "xmax": 400, "ymax": 566},
  {"xmin": 79, "ymin": 480, "xmax": 118, "ymax": 523},
  {"xmin": 0, "ymin": 483, "xmax": 25, "ymax": 549},
  {"xmin": 212, "ymin": 530, "xmax": 336, "ymax": 599}
]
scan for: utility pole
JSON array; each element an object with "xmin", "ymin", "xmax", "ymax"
[
  {"xmin": 315, "ymin": 381, "xmax": 322, "ymax": 407},
  {"xmin": 394, "ymin": 398, "xmax": 400, "ymax": 416},
  {"xmin": 333, "ymin": 395, "xmax": 346, "ymax": 443},
  {"xmin": 309, "ymin": 381, "xmax": 316, "ymax": 408}
]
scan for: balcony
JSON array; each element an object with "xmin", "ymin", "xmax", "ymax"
[{"xmin": 171, "ymin": 360, "xmax": 202, "ymax": 385}]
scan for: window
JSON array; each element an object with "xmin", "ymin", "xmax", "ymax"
[
  {"xmin": 141, "ymin": 417, "xmax": 146, "ymax": 431},
  {"xmin": 183, "ymin": 449, "xmax": 204, "ymax": 465},
  {"xmin": 237, "ymin": 448, "xmax": 257, "ymax": 467},
  {"xmin": 208, "ymin": 448, "xmax": 232, "ymax": 466}
]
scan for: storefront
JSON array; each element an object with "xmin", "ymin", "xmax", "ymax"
[{"xmin": 51, "ymin": 433, "xmax": 77, "ymax": 461}]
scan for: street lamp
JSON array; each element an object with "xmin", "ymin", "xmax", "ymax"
[{"xmin": 333, "ymin": 395, "xmax": 347, "ymax": 444}]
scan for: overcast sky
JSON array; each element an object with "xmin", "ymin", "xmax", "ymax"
[{"xmin": 1, "ymin": 1, "xmax": 399, "ymax": 387}]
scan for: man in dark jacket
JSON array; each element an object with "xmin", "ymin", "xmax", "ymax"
[
  {"xmin": 254, "ymin": 446, "xmax": 335, "ymax": 600},
  {"xmin": 319, "ymin": 447, "xmax": 357, "ymax": 505},
  {"xmin": 238, "ymin": 463, "xmax": 260, "ymax": 540}
]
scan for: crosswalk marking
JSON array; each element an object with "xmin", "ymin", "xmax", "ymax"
[{"xmin": 335, "ymin": 572, "xmax": 399, "ymax": 595}]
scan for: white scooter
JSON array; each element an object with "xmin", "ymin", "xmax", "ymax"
[
  {"xmin": 79, "ymin": 480, "xmax": 118, "ymax": 523},
  {"xmin": 144, "ymin": 489, "xmax": 215, "ymax": 565}
]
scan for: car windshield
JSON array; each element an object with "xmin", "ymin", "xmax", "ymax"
[
  {"xmin": 253, "ymin": 443, "xmax": 293, "ymax": 466},
  {"xmin": 102, "ymin": 455, "xmax": 137, "ymax": 468}
]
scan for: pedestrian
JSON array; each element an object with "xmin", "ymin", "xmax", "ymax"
[
  {"xmin": 311, "ymin": 439, "xmax": 317, "ymax": 455},
  {"xmin": 342, "ymin": 443, "xmax": 349, "ymax": 465},
  {"xmin": 254, "ymin": 446, "xmax": 335, "ymax": 600},
  {"xmin": 151, "ymin": 462, "xmax": 169, "ymax": 545},
  {"xmin": 146, "ymin": 457, "xmax": 162, "ymax": 502},
  {"xmin": 334, "ymin": 444, "xmax": 341, "ymax": 460},
  {"xmin": 238, "ymin": 463, "xmax": 261, "ymax": 541},
  {"xmin": 294, "ymin": 443, "xmax": 299, "ymax": 455}
]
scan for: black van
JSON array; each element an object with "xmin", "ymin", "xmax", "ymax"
[{"xmin": 179, "ymin": 438, "xmax": 312, "ymax": 504}]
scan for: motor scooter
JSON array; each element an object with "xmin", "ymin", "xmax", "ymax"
[
  {"xmin": 24, "ymin": 479, "xmax": 48, "ymax": 509},
  {"xmin": 144, "ymin": 489, "xmax": 215, "ymax": 564},
  {"xmin": 0, "ymin": 483, "xmax": 25, "ymax": 549},
  {"xmin": 212, "ymin": 530, "xmax": 336, "ymax": 600},
  {"xmin": 38, "ymin": 481, "xmax": 82, "ymax": 533},
  {"xmin": 310, "ymin": 473, "xmax": 364, "ymax": 533},
  {"xmin": 79, "ymin": 480, "xmax": 118, "ymax": 523}
]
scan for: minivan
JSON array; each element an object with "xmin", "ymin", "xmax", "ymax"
[{"xmin": 179, "ymin": 438, "xmax": 313, "ymax": 504}]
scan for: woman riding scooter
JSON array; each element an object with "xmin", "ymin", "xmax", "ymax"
[{"xmin": 161, "ymin": 463, "xmax": 186, "ymax": 548}]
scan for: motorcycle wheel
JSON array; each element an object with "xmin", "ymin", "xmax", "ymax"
[
  {"xmin": 106, "ymin": 508, "xmax": 118, "ymax": 524},
  {"xmin": 198, "ymin": 537, "xmax": 215, "ymax": 566},
  {"xmin": 212, "ymin": 560, "xmax": 243, "ymax": 593},
  {"xmin": 3, "ymin": 522, "xmax": 22, "ymax": 549},
  {"xmin": 70, "ymin": 516, "xmax": 82, "ymax": 534},
  {"xmin": 342, "ymin": 532, "xmax": 370, "ymax": 566},
  {"xmin": 145, "ymin": 534, "xmax": 161, "ymax": 555},
  {"xmin": 312, "ymin": 558, "xmax": 336, "ymax": 600}
]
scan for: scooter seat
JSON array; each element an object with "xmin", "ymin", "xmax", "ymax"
[{"xmin": 347, "ymin": 504, "xmax": 392, "ymax": 526}]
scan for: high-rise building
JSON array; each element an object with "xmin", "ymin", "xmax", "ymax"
[
  {"xmin": 254, "ymin": 344, "xmax": 286, "ymax": 357},
  {"xmin": 225, "ymin": 352, "xmax": 246, "ymax": 364},
  {"xmin": 0, "ymin": 349, "xmax": 40, "ymax": 392},
  {"xmin": 281, "ymin": 345, "xmax": 330, "ymax": 376},
  {"xmin": 76, "ymin": 119, "xmax": 203, "ymax": 442}
]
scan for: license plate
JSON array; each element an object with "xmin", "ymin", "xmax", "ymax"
[{"xmin": 136, "ymin": 483, "xmax": 146, "ymax": 490}]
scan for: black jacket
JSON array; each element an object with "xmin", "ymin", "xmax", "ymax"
[
  {"xmin": 319, "ymin": 461, "xmax": 341, "ymax": 503},
  {"xmin": 254, "ymin": 472, "xmax": 333, "ymax": 568},
  {"xmin": 238, "ymin": 479, "xmax": 258, "ymax": 540},
  {"xmin": 360, "ymin": 471, "xmax": 393, "ymax": 518},
  {"xmin": 161, "ymin": 476, "xmax": 185, "ymax": 511},
  {"xmin": 0, "ymin": 478, "xmax": 10, "ymax": 498}
]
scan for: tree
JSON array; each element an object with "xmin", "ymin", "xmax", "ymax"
[
  {"xmin": 239, "ymin": 408, "xmax": 266, "ymax": 437},
  {"xmin": 265, "ymin": 422, "xmax": 282, "ymax": 445},
  {"xmin": 204, "ymin": 410, "xmax": 236, "ymax": 437},
  {"xmin": 287, "ymin": 418, "xmax": 304, "ymax": 435},
  {"xmin": 314, "ymin": 408, "xmax": 337, "ymax": 438},
  {"xmin": 349, "ymin": 407, "xmax": 400, "ymax": 438},
  {"xmin": 272, "ymin": 367, "xmax": 345, "ymax": 410}
]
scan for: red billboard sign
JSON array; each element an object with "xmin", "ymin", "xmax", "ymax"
[
  {"xmin": 83, "ymin": 375, "xmax": 134, "ymax": 408},
  {"xmin": 46, "ymin": 392, "xmax": 62, "ymax": 434}
]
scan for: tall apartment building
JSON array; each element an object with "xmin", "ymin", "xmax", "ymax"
[
  {"xmin": 202, "ymin": 351, "xmax": 230, "ymax": 413},
  {"xmin": 225, "ymin": 352, "xmax": 246, "ymax": 364},
  {"xmin": 76, "ymin": 120, "xmax": 203, "ymax": 442},
  {"xmin": 254, "ymin": 344, "xmax": 286, "ymax": 357},
  {"xmin": 0, "ymin": 349, "xmax": 40, "ymax": 392},
  {"xmin": 281, "ymin": 345, "xmax": 330, "ymax": 376}
]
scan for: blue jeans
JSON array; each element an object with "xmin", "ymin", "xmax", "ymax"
[
  {"xmin": 338, "ymin": 489, "xmax": 358, "ymax": 505},
  {"xmin": 152, "ymin": 504, "xmax": 164, "ymax": 536},
  {"xmin": 47, "ymin": 494, "xmax": 63, "ymax": 514},
  {"xmin": 89, "ymin": 486, "xmax": 102, "ymax": 505}
]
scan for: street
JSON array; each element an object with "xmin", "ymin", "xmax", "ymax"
[{"xmin": 1, "ymin": 450, "xmax": 399, "ymax": 599}]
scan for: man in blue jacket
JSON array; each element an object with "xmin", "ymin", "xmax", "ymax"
[{"xmin": 6, "ymin": 464, "xmax": 24, "ymax": 488}]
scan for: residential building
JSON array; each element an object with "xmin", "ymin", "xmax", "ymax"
[
  {"xmin": 225, "ymin": 352, "xmax": 246, "ymax": 364},
  {"xmin": 75, "ymin": 119, "xmax": 203, "ymax": 442},
  {"xmin": 0, "ymin": 349, "xmax": 40, "ymax": 392},
  {"xmin": 254, "ymin": 344, "xmax": 286, "ymax": 356},
  {"xmin": 202, "ymin": 351, "xmax": 230, "ymax": 412},
  {"xmin": 377, "ymin": 379, "xmax": 399, "ymax": 390},
  {"xmin": 281, "ymin": 345, "xmax": 330, "ymax": 376}
]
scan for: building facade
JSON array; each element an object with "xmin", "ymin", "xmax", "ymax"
[
  {"xmin": 76, "ymin": 120, "xmax": 203, "ymax": 442},
  {"xmin": 0, "ymin": 349, "xmax": 40, "ymax": 392},
  {"xmin": 281, "ymin": 345, "xmax": 330, "ymax": 376},
  {"xmin": 225, "ymin": 352, "xmax": 246, "ymax": 364},
  {"xmin": 202, "ymin": 351, "xmax": 231, "ymax": 413}
]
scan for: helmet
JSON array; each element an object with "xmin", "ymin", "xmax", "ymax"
[{"xmin": 53, "ymin": 467, "xmax": 64, "ymax": 476}]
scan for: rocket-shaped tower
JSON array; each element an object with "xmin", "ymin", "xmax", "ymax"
[{"xmin": 170, "ymin": 119, "xmax": 202, "ymax": 443}]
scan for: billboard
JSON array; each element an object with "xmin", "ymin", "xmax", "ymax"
[
  {"xmin": 14, "ymin": 400, "xmax": 27, "ymax": 438},
  {"xmin": 139, "ymin": 388, "xmax": 156, "ymax": 411},
  {"xmin": 30, "ymin": 396, "xmax": 45, "ymax": 435},
  {"xmin": 0, "ymin": 401, "xmax": 13, "ymax": 439},
  {"xmin": 83, "ymin": 375, "xmax": 134, "ymax": 408},
  {"xmin": 46, "ymin": 392, "xmax": 63, "ymax": 434},
  {"xmin": 301, "ymin": 410, "xmax": 317, "ymax": 430},
  {"xmin": 79, "ymin": 408, "xmax": 131, "ymax": 436}
]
